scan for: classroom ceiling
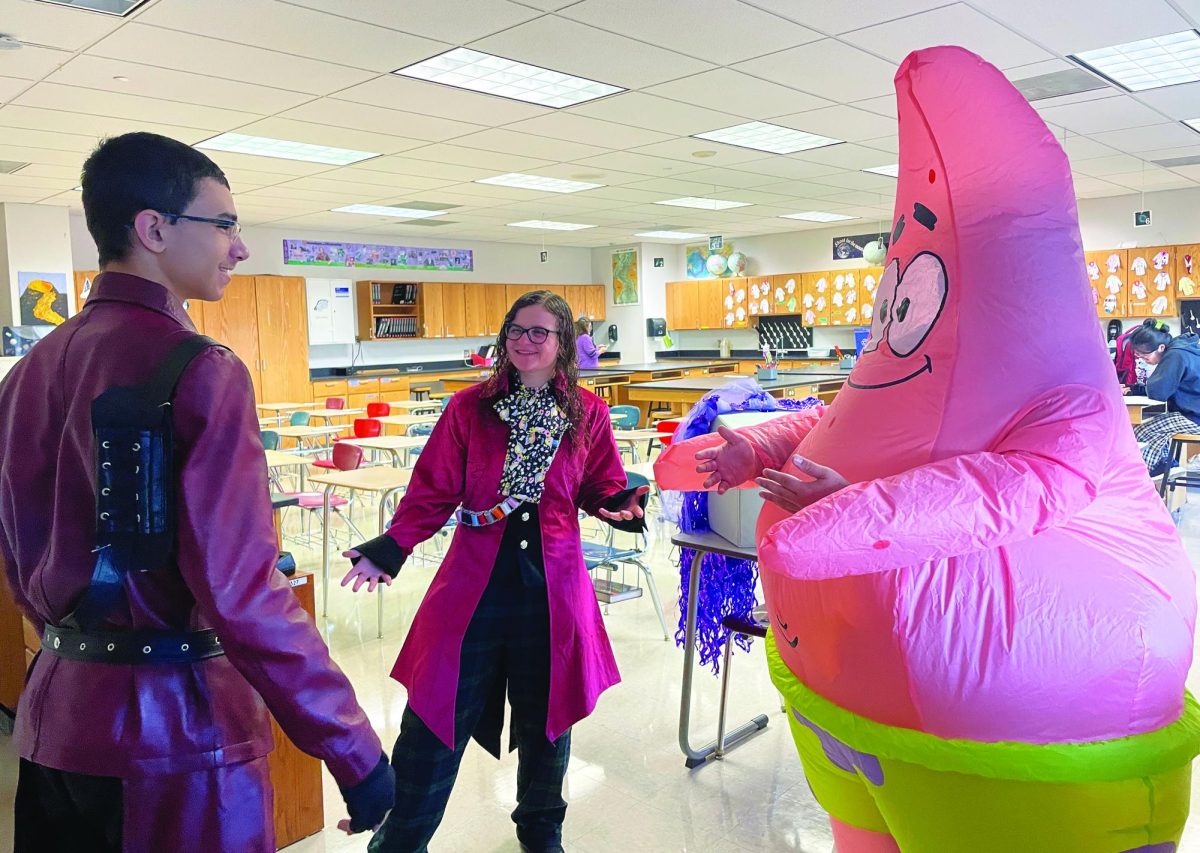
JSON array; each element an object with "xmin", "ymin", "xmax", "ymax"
[{"xmin": 3, "ymin": 0, "xmax": 1200, "ymax": 247}]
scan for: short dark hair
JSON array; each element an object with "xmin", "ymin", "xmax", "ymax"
[
  {"xmin": 1129, "ymin": 318, "xmax": 1173, "ymax": 354},
  {"xmin": 81, "ymin": 132, "xmax": 229, "ymax": 266}
]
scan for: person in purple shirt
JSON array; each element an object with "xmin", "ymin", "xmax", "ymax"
[{"xmin": 574, "ymin": 317, "xmax": 606, "ymax": 369}]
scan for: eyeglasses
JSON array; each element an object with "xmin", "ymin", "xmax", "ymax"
[
  {"xmin": 504, "ymin": 324, "xmax": 558, "ymax": 344},
  {"xmin": 157, "ymin": 211, "xmax": 243, "ymax": 237}
]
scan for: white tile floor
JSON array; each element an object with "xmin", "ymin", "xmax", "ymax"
[{"xmin": 3, "ymin": 486, "xmax": 1200, "ymax": 851}]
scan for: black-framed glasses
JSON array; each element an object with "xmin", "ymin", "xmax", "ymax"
[
  {"xmin": 157, "ymin": 211, "xmax": 243, "ymax": 237},
  {"xmin": 504, "ymin": 324, "xmax": 558, "ymax": 344}
]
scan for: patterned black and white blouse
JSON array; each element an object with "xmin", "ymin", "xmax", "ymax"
[{"xmin": 493, "ymin": 380, "xmax": 569, "ymax": 504}]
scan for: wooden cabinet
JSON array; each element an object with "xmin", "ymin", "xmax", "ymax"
[
  {"xmin": 312, "ymin": 378, "xmax": 348, "ymax": 403},
  {"xmin": 1085, "ymin": 249, "xmax": 1127, "ymax": 319},
  {"xmin": 484, "ymin": 285, "xmax": 509, "ymax": 336},
  {"xmin": 580, "ymin": 284, "xmax": 605, "ymax": 321},
  {"xmin": 378, "ymin": 375, "xmax": 410, "ymax": 402},
  {"xmin": 439, "ymin": 283, "xmax": 466, "ymax": 338},
  {"xmin": 356, "ymin": 281, "xmax": 420, "ymax": 341},
  {"xmin": 463, "ymin": 286, "xmax": 490, "ymax": 337},
  {"xmin": 828, "ymin": 270, "xmax": 860, "ymax": 326},
  {"xmin": 860, "ymin": 267, "xmax": 884, "ymax": 325},
  {"xmin": 253, "ymin": 276, "xmax": 310, "ymax": 404},
  {"xmin": 421, "ymin": 283, "xmax": 446, "ymax": 338},
  {"xmin": 1127, "ymin": 247, "xmax": 1176, "ymax": 318},
  {"xmin": 698, "ymin": 279, "xmax": 725, "ymax": 330},
  {"xmin": 746, "ymin": 275, "xmax": 773, "ymax": 320},
  {"xmin": 1177, "ymin": 245, "xmax": 1200, "ymax": 299},
  {"xmin": 722, "ymin": 277, "xmax": 750, "ymax": 328},
  {"xmin": 666, "ymin": 280, "xmax": 699, "ymax": 330},
  {"xmin": 199, "ymin": 275, "xmax": 264, "ymax": 400},
  {"xmin": 801, "ymin": 272, "xmax": 832, "ymax": 326},
  {"xmin": 771, "ymin": 273, "xmax": 802, "ymax": 317},
  {"xmin": 506, "ymin": 285, "xmax": 532, "ymax": 310}
]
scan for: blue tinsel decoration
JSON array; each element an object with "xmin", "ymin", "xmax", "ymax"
[{"xmin": 672, "ymin": 379, "xmax": 820, "ymax": 675}]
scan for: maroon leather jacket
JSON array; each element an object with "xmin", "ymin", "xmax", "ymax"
[{"xmin": 0, "ymin": 272, "xmax": 380, "ymax": 786}]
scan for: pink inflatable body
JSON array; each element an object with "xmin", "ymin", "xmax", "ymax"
[{"xmin": 657, "ymin": 45, "xmax": 1199, "ymax": 849}]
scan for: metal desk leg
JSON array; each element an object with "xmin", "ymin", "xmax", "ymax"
[
  {"xmin": 375, "ymin": 493, "xmax": 390, "ymax": 640},
  {"xmin": 678, "ymin": 548, "xmax": 769, "ymax": 768},
  {"xmin": 321, "ymin": 486, "xmax": 333, "ymax": 617}
]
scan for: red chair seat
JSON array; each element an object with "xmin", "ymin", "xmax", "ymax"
[
  {"xmin": 311, "ymin": 458, "xmax": 337, "ymax": 470},
  {"xmin": 293, "ymin": 492, "xmax": 350, "ymax": 509}
]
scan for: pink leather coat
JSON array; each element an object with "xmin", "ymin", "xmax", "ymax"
[{"xmin": 0, "ymin": 272, "xmax": 381, "ymax": 849}]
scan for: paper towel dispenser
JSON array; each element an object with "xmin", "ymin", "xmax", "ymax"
[{"xmin": 646, "ymin": 317, "xmax": 667, "ymax": 337}]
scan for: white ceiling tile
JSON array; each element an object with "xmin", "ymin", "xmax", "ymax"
[
  {"xmin": 569, "ymin": 92, "xmax": 743, "ymax": 135},
  {"xmin": 89, "ymin": 25, "xmax": 376, "ymax": 95},
  {"xmin": 643, "ymin": 69, "xmax": 832, "ymax": 119},
  {"xmin": 277, "ymin": 175, "xmax": 423, "ymax": 197},
  {"xmin": 0, "ymin": 144, "xmax": 81, "ymax": 167},
  {"xmin": 585, "ymin": 185, "xmax": 682, "ymax": 203},
  {"xmin": 743, "ymin": 0, "xmax": 950, "ymax": 34},
  {"xmin": 46, "ymin": 55, "xmax": 309, "ymax": 114},
  {"xmin": 450, "ymin": 128, "xmax": 612, "ymax": 161},
  {"xmin": 198, "ymin": 150, "xmax": 333, "ymax": 177},
  {"xmin": 1070, "ymin": 175, "xmax": 1125, "ymax": 195},
  {"xmin": 512, "ymin": 162, "xmax": 647, "ymax": 185},
  {"xmin": 1090, "ymin": 123, "xmax": 1200, "ymax": 155},
  {"xmin": 726, "ymin": 157, "xmax": 845, "ymax": 181},
  {"xmin": 0, "ymin": 0, "xmax": 122, "ymax": 51},
  {"xmin": 0, "ymin": 44, "xmax": 73, "ymax": 81},
  {"xmin": 287, "ymin": 0, "xmax": 541, "ymax": 43},
  {"xmin": 840, "ymin": 4, "xmax": 1052, "ymax": 69},
  {"xmin": 571, "ymin": 149, "xmax": 710, "ymax": 177},
  {"xmin": 0, "ymin": 186, "xmax": 57, "ymax": 202},
  {"xmin": 1075, "ymin": 185, "xmax": 1135, "ymax": 198},
  {"xmin": 752, "ymin": 179, "xmax": 849, "ymax": 199},
  {"xmin": 809, "ymin": 170, "xmax": 899, "ymax": 192},
  {"xmin": 1071, "ymin": 153, "xmax": 1151, "ymax": 177},
  {"xmin": 0, "ymin": 126, "xmax": 94, "ymax": 153},
  {"xmin": 773, "ymin": 105, "xmax": 896, "ymax": 142},
  {"xmin": 231, "ymin": 117, "xmax": 423, "ymax": 157},
  {"xmin": 1164, "ymin": 164, "xmax": 1200, "ymax": 182},
  {"xmin": 470, "ymin": 16, "xmax": 713, "ymax": 89},
  {"xmin": 1037, "ymin": 95, "xmax": 1167, "ymax": 135},
  {"xmin": 337, "ymin": 75, "xmax": 551, "ymax": 125},
  {"xmin": 1026, "ymin": 87, "xmax": 1119, "ymax": 110},
  {"xmin": 676, "ymin": 167, "xmax": 788, "ymax": 189},
  {"xmin": 136, "ymin": 0, "xmax": 449, "ymax": 72},
  {"xmin": 14, "ymin": 82, "xmax": 262, "ymax": 130},
  {"xmin": 861, "ymin": 135, "xmax": 900, "ymax": 154},
  {"xmin": 733, "ymin": 40, "xmax": 898, "ymax": 103},
  {"xmin": 279, "ymin": 100, "xmax": 483, "ymax": 143},
  {"xmin": 0, "ymin": 76, "xmax": 29, "ymax": 105},
  {"xmin": 1003, "ymin": 58, "xmax": 1077, "ymax": 81},
  {"xmin": 1142, "ymin": 144, "xmax": 1200, "ymax": 162},
  {"xmin": 11, "ymin": 163, "xmax": 80, "ymax": 180},
  {"xmin": 0, "ymin": 172, "xmax": 74, "ymax": 191},
  {"xmin": 0, "ymin": 104, "xmax": 211, "ymax": 142},
  {"xmin": 559, "ymin": 0, "xmax": 821, "ymax": 65},
  {"xmin": 968, "ymin": 0, "xmax": 1190, "ymax": 55},
  {"xmin": 851, "ymin": 94, "xmax": 898, "ymax": 119},
  {"xmin": 354, "ymin": 155, "xmax": 497, "ymax": 182},
  {"xmin": 628, "ymin": 137, "xmax": 775, "ymax": 167},
  {"xmin": 222, "ymin": 166, "xmax": 306, "ymax": 186},
  {"xmin": 402, "ymin": 143, "xmax": 554, "ymax": 172},
  {"xmin": 336, "ymin": 166, "xmax": 461, "ymax": 190},
  {"xmin": 1135, "ymin": 83, "xmax": 1200, "ymax": 121},
  {"xmin": 623, "ymin": 176, "xmax": 738, "ymax": 196},
  {"xmin": 498, "ymin": 112, "xmax": 674, "ymax": 150},
  {"xmin": 1105, "ymin": 167, "xmax": 1196, "ymax": 189},
  {"xmin": 795, "ymin": 143, "xmax": 900, "ymax": 170},
  {"xmin": 1061, "ymin": 134, "xmax": 1118, "ymax": 161}
]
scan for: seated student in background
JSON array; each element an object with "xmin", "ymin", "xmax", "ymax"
[
  {"xmin": 1130, "ymin": 318, "xmax": 1200, "ymax": 475},
  {"xmin": 1115, "ymin": 321, "xmax": 1157, "ymax": 393},
  {"xmin": 574, "ymin": 317, "xmax": 606, "ymax": 370}
]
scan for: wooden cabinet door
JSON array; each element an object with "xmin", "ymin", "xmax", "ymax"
[
  {"xmin": 1145, "ymin": 245, "xmax": 1177, "ymax": 319},
  {"xmin": 421, "ymin": 283, "xmax": 445, "ymax": 338},
  {"xmin": 1085, "ymin": 249, "xmax": 1127, "ymax": 319},
  {"xmin": 484, "ymin": 285, "xmax": 510, "ymax": 337},
  {"xmin": 802, "ymin": 272, "xmax": 832, "ymax": 326},
  {"xmin": 584, "ymin": 285, "xmax": 605, "ymax": 321},
  {"xmin": 199, "ymin": 275, "xmax": 263, "ymax": 401},
  {"xmin": 829, "ymin": 270, "xmax": 861, "ymax": 326},
  {"xmin": 666, "ymin": 280, "xmax": 699, "ymax": 329},
  {"xmin": 1177, "ymin": 245, "xmax": 1200, "ymax": 300},
  {"xmin": 725, "ymin": 277, "xmax": 750, "ymax": 328},
  {"xmin": 506, "ymin": 285, "xmax": 532, "ymax": 310},
  {"xmin": 462, "ymin": 285, "xmax": 489, "ymax": 337},
  {"xmin": 746, "ymin": 276, "xmax": 772, "ymax": 320},
  {"xmin": 255, "ymin": 276, "xmax": 311, "ymax": 404},
  {"xmin": 698, "ymin": 279, "xmax": 724, "ymax": 330},
  {"xmin": 771, "ymin": 273, "xmax": 801, "ymax": 317},
  {"xmin": 859, "ymin": 267, "xmax": 883, "ymax": 325},
  {"xmin": 442, "ymin": 282, "xmax": 466, "ymax": 337}
]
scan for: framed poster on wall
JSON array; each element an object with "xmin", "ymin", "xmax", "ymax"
[{"xmin": 612, "ymin": 248, "xmax": 639, "ymax": 305}]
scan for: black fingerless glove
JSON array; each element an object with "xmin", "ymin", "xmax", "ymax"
[{"xmin": 340, "ymin": 753, "xmax": 395, "ymax": 833}]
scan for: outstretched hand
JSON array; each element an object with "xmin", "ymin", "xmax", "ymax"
[
  {"xmin": 694, "ymin": 425, "xmax": 757, "ymax": 494},
  {"xmin": 756, "ymin": 455, "xmax": 849, "ymax": 514},
  {"xmin": 599, "ymin": 485, "xmax": 651, "ymax": 521},
  {"xmin": 340, "ymin": 550, "xmax": 393, "ymax": 593}
]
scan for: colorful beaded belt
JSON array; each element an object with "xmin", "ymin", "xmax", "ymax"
[{"xmin": 456, "ymin": 495, "xmax": 523, "ymax": 527}]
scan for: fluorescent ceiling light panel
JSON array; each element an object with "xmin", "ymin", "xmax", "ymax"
[
  {"xmin": 394, "ymin": 47, "xmax": 624, "ymax": 108},
  {"xmin": 332, "ymin": 204, "xmax": 447, "ymax": 219},
  {"xmin": 636, "ymin": 230, "xmax": 706, "ymax": 240},
  {"xmin": 197, "ymin": 132, "xmax": 378, "ymax": 165},
  {"xmin": 655, "ymin": 197, "xmax": 752, "ymax": 210},
  {"xmin": 693, "ymin": 121, "xmax": 842, "ymax": 154},
  {"xmin": 507, "ymin": 220, "xmax": 594, "ymax": 231},
  {"xmin": 475, "ymin": 173, "xmax": 603, "ymax": 193},
  {"xmin": 35, "ymin": 0, "xmax": 149, "ymax": 15},
  {"xmin": 780, "ymin": 211, "xmax": 857, "ymax": 222},
  {"xmin": 1071, "ymin": 30, "xmax": 1200, "ymax": 92},
  {"xmin": 862, "ymin": 164, "xmax": 899, "ymax": 177}
]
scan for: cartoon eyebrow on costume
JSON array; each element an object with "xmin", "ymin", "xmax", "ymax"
[
  {"xmin": 891, "ymin": 214, "xmax": 906, "ymax": 245},
  {"xmin": 913, "ymin": 202, "xmax": 937, "ymax": 231}
]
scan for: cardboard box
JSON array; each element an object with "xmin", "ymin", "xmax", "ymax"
[{"xmin": 707, "ymin": 410, "xmax": 791, "ymax": 548}]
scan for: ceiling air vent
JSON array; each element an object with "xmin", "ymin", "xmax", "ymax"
[
  {"xmin": 0, "ymin": 161, "xmax": 30, "ymax": 174},
  {"xmin": 1013, "ymin": 68, "xmax": 1108, "ymax": 101},
  {"xmin": 1152, "ymin": 154, "xmax": 1200, "ymax": 168}
]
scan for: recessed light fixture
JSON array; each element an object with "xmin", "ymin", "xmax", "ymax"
[
  {"xmin": 34, "ymin": 0, "xmax": 149, "ymax": 16},
  {"xmin": 475, "ymin": 173, "xmax": 603, "ymax": 193},
  {"xmin": 691, "ymin": 150, "xmax": 718, "ymax": 159},
  {"xmin": 507, "ymin": 220, "xmax": 594, "ymax": 230},
  {"xmin": 394, "ymin": 47, "xmax": 624, "ymax": 109},
  {"xmin": 780, "ymin": 211, "xmax": 857, "ymax": 222},
  {"xmin": 332, "ymin": 204, "xmax": 447, "ymax": 219},
  {"xmin": 636, "ymin": 230, "xmax": 706, "ymax": 240},
  {"xmin": 197, "ymin": 132, "xmax": 378, "ymax": 166},
  {"xmin": 112, "ymin": 75, "xmax": 129, "ymax": 82},
  {"xmin": 1012, "ymin": 67, "xmax": 1109, "ymax": 101},
  {"xmin": 693, "ymin": 121, "xmax": 843, "ymax": 155},
  {"xmin": 862, "ymin": 164, "xmax": 899, "ymax": 177},
  {"xmin": 655, "ymin": 197, "xmax": 751, "ymax": 210},
  {"xmin": 1071, "ymin": 30, "xmax": 1200, "ymax": 92},
  {"xmin": 0, "ymin": 34, "xmax": 21, "ymax": 51}
]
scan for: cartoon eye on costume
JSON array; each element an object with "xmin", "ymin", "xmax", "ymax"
[
  {"xmin": 862, "ymin": 260, "xmax": 899, "ymax": 354},
  {"xmin": 887, "ymin": 252, "xmax": 948, "ymax": 357}
]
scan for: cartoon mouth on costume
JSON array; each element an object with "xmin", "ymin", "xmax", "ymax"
[
  {"xmin": 776, "ymin": 619, "xmax": 799, "ymax": 649},
  {"xmin": 847, "ymin": 354, "xmax": 933, "ymax": 390}
]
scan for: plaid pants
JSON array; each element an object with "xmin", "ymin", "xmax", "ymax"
[
  {"xmin": 1134, "ymin": 412, "xmax": 1200, "ymax": 473},
  {"xmin": 369, "ymin": 509, "xmax": 569, "ymax": 853}
]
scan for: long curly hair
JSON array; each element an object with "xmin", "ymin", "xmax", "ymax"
[{"xmin": 482, "ymin": 290, "xmax": 585, "ymax": 439}]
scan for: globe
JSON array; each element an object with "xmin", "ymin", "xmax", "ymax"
[
  {"xmin": 863, "ymin": 240, "xmax": 888, "ymax": 264},
  {"xmin": 706, "ymin": 253, "xmax": 728, "ymax": 276},
  {"xmin": 726, "ymin": 252, "xmax": 747, "ymax": 275}
]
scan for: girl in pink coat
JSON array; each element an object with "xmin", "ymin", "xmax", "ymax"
[{"xmin": 343, "ymin": 290, "xmax": 649, "ymax": 853}]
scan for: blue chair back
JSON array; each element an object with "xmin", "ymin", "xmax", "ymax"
[
  {"xmin": 625, "ymin": 469, "xmax": 650, "ymax": 491},
  {"xmin": 440, "ymin": 394, "xmax": 452, "ymax": 411},
  {"xmin": 610, "ymin": 405, "xmax": 640, "ymax": 430},
  {"xmin": 289, "ymin": 410, "xmax": 310, "ymax": 426},
  {"xmin": 260, "ymin": 430, "xmax": 280, "ymax": 450}
]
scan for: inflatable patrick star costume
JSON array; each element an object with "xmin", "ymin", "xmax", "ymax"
[{"xmin": 656, "ymin": 45, "xmax": 1200, "ymax": 851}]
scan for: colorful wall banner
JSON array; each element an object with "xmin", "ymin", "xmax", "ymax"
[{"xmin": 283, "ymin": 239, "xmax": 473, "ymax": 272}]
